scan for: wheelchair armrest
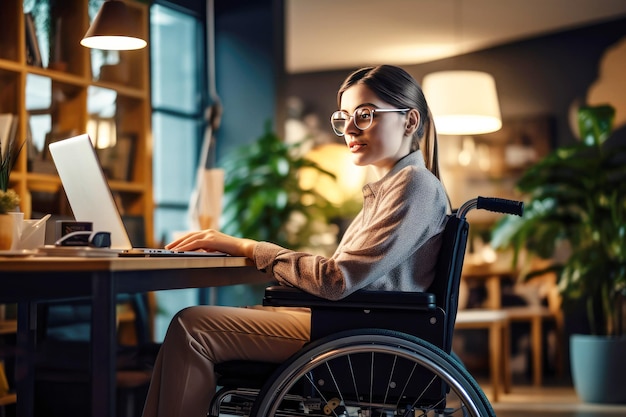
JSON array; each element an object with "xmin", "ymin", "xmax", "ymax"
[{"xmin": 263, "ymin": 285, "xmax": 436, "ymax": 311}]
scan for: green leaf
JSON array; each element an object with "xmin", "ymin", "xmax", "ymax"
[{"xmin": 578, "ymin": 105, "xmax": 615, "ymax": 146}]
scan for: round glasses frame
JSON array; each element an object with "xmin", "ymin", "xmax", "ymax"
[{"xmin": 330, "ymin": 107, "xmax": 409, "ymax": 136}]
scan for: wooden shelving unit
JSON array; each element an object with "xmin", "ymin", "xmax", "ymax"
[{"xmin": 0, "ymin": 0, "xmax": 153, "ymax": 245}]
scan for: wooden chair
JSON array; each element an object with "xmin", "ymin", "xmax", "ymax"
[
  {"xmin": 455, "ymin": 309, "xmax": 511, "ymax": 402},
  {"xmin": 503, "ymin": 267, "xmax": 564, "ymax": 386}
]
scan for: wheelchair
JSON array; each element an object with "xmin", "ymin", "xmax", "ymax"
[{"xmin": 210, "ymin": 197, "xmax": 523, "ymax": 417}]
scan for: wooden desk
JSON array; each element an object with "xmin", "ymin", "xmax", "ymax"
[{"xmin": 0, "ymin": 256, "xmax": 267, "ymax": 417}]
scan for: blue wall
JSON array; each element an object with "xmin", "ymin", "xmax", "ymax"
[
  {"xmin": 214, "ymin": 0, "xmax": 278, "ymax": 164},
  {"xmin": 211, "ymin": 0, "xmax": 280, "ymax": 306}
]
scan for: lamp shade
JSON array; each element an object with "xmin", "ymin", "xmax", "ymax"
[
  {"xmin": 81, "ymin": 0, "xmax": 147, "ymax": 50},
  {"xmin": 422, "ymin": 70, "xmax": 502, "ymax": 135}
]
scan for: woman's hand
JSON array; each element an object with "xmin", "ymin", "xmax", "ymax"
[{"xmin": 165, "ymin": 229, "xmax": 258, "ymax": 259}]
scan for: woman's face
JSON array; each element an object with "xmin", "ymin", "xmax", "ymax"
[{"xmin": 339, "ymin": 84, "xmax": 413, "ymax": 175}]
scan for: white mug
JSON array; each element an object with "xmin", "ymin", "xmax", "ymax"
[
  {"xmin": 18, "ymin": 218, "xmax": 48, "ymax": 250},
  {"xmin": 8, "ymin": 212, "xmax": 24, "ymax": 251}
]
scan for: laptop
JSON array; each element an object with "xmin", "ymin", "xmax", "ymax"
[{"xmin": 48, "ymin": 134, "xmax": 227, "ymax": 257}]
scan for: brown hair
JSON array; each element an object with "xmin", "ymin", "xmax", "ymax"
[{"xmin": 337, "ymin": 65, "xmax": 442, "ymax": 180}]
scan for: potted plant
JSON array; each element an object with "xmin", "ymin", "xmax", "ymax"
[
  {"xmin": 491, "ymin": 104, "xmax": 626, "ymax": 403},
  {"xmin": 217, "ymin": 121, "xmax": 336, "ymax": 304}
]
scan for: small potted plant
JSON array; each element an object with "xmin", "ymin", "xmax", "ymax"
[{"xmin": 491, "ymin": 104, "xmax": 626, "ymax": 403}]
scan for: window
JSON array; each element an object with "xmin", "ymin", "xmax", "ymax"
[
  {"xmin": 150, "ymin": 3, "xmax": 206, "ymax": 245},
  {"xmin": 150, "ymin": 2, "xmax": 207, "ymax": 340}
]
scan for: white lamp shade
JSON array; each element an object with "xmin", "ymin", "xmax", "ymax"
[{"xmin": 422, "ymin": 70, "xmax": 502, "ymax": 135}]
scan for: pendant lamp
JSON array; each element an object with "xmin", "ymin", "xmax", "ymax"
[
  {"xmin": 422, "ymin": 70, "xmax": 502, "ymax": 135},
  {"xmin": 81, "ymin": 0, "xmax": 147, "ymax": 50}
]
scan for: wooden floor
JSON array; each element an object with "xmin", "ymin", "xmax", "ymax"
[{"xmin": 477, "ymin": 380, "xmax": 626, "ymax": 416}]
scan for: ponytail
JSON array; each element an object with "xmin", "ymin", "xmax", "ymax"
[
  {"xmin": 423, "ymin": 109, "xmax": 451, "ymax": 210},
  {"xmin": 421, "ymin": 108, "xmax": 442, "ymax": 181}
]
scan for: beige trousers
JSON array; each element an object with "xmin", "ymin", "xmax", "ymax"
[{"xmin": 141, "ymin": 305, "xmax": 311, "ymax": 417}]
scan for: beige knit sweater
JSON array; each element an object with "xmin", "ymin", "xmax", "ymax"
[{"xmin": 253, "ymin": 151, "xmax": 449, "ymax": 300}]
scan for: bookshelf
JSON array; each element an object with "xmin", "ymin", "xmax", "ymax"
[
  {"xmin": 1, "ymin": 1, "xmax": 153, "ymax": 406},
  {"xmin": 0, "ymin": 0, "xmax": 153, "ymax": 245}
]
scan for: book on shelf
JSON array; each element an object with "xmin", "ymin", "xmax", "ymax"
[
  {"xmin": 0, "ymin": 115, "xmax": 12, "ymax": 159},
  {"xmin": 24, "ymin": 12, "xmax": 42, "ymax": 67},
  {"xmin": 0, "ymin": 114, "xmax": 19, "ymax": 162}
]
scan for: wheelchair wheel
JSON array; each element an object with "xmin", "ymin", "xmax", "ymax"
[{"xmin": 251, "ymin": 329, "xmax": 495, "ymax": 417}]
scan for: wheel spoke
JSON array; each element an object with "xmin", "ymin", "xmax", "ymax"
[{"xmin": 247, "ymin": 331, "xmax": 494, "ymax": 417}]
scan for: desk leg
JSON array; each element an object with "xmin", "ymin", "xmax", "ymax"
[
  {"xmin": 502, "ymin": 319, "xmax": 512, "ymax": 394},
  {"xmin": 488, "ymin": 321, "xmax": 500, "ymax": 402},
  {"xmin": 15, "ymin": 302, "xmax": 36, "ymax": 417},
  {"xmin": 531, "ymin": 316, "xmax": 542, "ymax": 386},
  {"xmin": 92, "ymin": 271, "xmax": 117, "ymax": 417},
  {"xmin": 485, "ymin": 276, "xmax": 501, "ymax": 310}
]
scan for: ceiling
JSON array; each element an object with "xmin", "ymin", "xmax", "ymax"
[{"xmin": 285, "ymin": 0, "xmax": 626, "ymax": 74}]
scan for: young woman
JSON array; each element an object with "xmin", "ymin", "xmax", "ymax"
[{"xmin": 141, "ymin": 64, "xmax": 449, "ymax": 417}]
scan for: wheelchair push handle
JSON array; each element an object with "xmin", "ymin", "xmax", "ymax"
[
  {"xmin": 457, "ymin": 196, "xmax": 524, "ymax": 219},
  {"xmin": 477, "ymin": 197, "xmax": 524, "ymax": 216}
]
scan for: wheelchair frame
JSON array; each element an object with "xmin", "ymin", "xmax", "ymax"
[{"xmin": 210, "ymin": 197, "xmax": 523, "ymax": 417}]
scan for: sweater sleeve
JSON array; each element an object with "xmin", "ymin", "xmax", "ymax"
[{"xmin": 253, "ymin": 164, "xmax": 448, "ymax": 300}]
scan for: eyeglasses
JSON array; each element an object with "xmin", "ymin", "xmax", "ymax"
[
  {"xmin": 330, "ymin": 107, "xmax": 409, "ymax": 136},
  {"xmin": 55, "ymin": 231, "xmax": 112, "ymax": 248}
]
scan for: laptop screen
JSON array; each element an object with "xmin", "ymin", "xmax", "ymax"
[{"xmin": 48, "ymin": 134, "xmax": 133, "ymax": 250}]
